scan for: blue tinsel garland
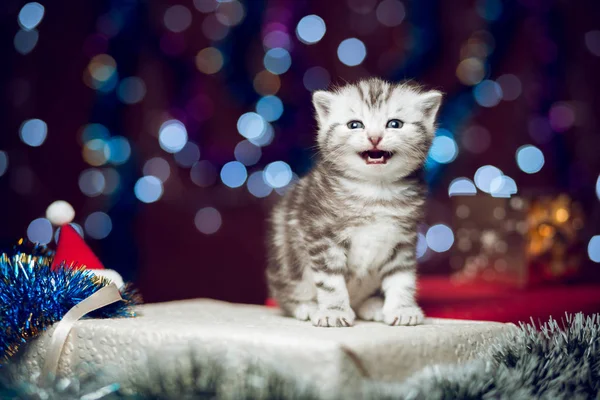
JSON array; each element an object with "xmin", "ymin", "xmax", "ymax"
[{"xmin": 0, "ymin": 241, "xmax": 140, "ymax": 363}]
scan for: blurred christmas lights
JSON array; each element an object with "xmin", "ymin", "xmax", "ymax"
[
  {"xmin": 337, "ymin": 38, "xmax": 367, "ymax": 66},
  {"xmin": 195, "ymin": 47, "xmax": 224, "ymax": 74},
  {"xmin": 195, "ymin": 207, "xmax": 222, "ymax": 234},
  {"xmin": 296, "ymin": 15, "xmax": 326, "ymax": 44},
  {"xmin": 237, "ymin": 112, "xmax": 267, "ymax": 140},
  {"xmin": 27, "ymin": 218, "xmax": 53, "ymax": 245},
  {"xmin": 234, "ymin": 140, "xmax": 262, "ymax": 166},
  {"xmin": 264, "ymin": 161, "xmax": 292, "ymax": 189},
  {"xmin": 134, "ymin": 176, "xmax": 163, "ymax": 203},
  {"xmin": 174, "ymin": 142, "xmax": 201, "ymax": 168},
  {"xmin": 144, "ymin": 157, "xmax": 171, "ymax": 183},
  {"xmin": 14, "ymin": 29, "xmax": 39, "ymax": 55},
  {"xmin": 473, "ymin": 80, "xmax": 502, "ymax": 107},
  {"xmin": 264, "ymin": 48, "xmax": 292, "ymax": 75},
  {"xmin": 375, "ymin": 0, "xmax": 405, "ymax": 27},
  {"xmin": 448, "ymin": 178, "xmax": 477, "ymax": 197},
  {"xmin": 46, "ymin": 201, "xmax": 75, "ymax": 226},
  {"xmin": 164, "ymin": 5, "xmax": 192, "ymax": 33},
  {"xmin": 247, "ymin": 171, "xmax": 273, "ymax": 198},
  {"xmin": 159, "ymin": 120, "xmax": 188, "ymax": 153},
  {"xmin": 584, "ymin": 30, "xmax": 600, "ymax": 56},
  {"xmin": 117, "ymin": 77, "xmax": 146, "ymax": 104},
  {"xmin": 256, "ymin": 95, "xmax": 284, "ymax": 122},
  {"xmin": 461, "ymin": 125, "xmax": 491, "ymax": 154},
  {"xmin": 426, "ymin": 224, "xmax": 454, "ymax": 253},
  {"xmin": 220, "ymin": 161, "xmax": 247, "ymax": 188},
  {"xmin": 79, "ymin": 168, "xmax": 105, "ymax": 197},
  {"xmin": 85, "ymin": 212, "xmax": 112, "ymax": 239},
  {"xmin": 19, "ymin": 119, "xmax": 47, "ymax": 147},
  {"xmin": 516, "ymin": 145, "xmax": 544, "ymax": 174},
  {"xmin": 190, "ymin": 160, "xmax": 218, "ymax": 187},
  {"xmin": 0, "ymin": 151, "xmax": 8, "ymax": 177},
  {"xmin": 18, "ymin": 2, "xmax": 45, "ymax": 30},
  {"xmin": 303, "ymin": 66, "xmax": 331, "ymax": 91},
  {"xmin": 474, "ymin": 165, "xmax": 503, "ymax": 193},
  {"xmin": 428, "ymin": 135, "xmax": 458, "ymax": 164},
  {"xmin": 589, "ymin": 236, "xmax": 600, "ymax": 263}
]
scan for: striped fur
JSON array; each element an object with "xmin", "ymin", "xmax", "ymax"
[{"xmin": 266, "ymin": 78, "xmax": 442, "ymax": 327}]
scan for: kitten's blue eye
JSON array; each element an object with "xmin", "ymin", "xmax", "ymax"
[
  {"xmin": 347, "ymin": 121, "xmax": 364, "ymax": 130},
  {"xmin": 386, "ymin": 119, "xmax": 403, "ymax": 129}
]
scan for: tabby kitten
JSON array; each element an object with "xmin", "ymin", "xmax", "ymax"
[{"xmin": 267, "ymin": 78, "xmax": 442, "ymax": 327}]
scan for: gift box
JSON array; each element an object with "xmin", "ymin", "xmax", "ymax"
[
  {"xmin": 18, "ymin": 299, "xmax": 515, "ymax": 399},
  {"xmin": 450, "ymin": 193, "xmax": 585, "ymax": 288}
]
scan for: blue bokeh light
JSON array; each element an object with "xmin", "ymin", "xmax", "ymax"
[
  {"xmin": 82, "ymin": 123, "xmax": 110, "ymax": 143},
  {"xmin": 237, "ymin": 112, "xmax": 266, "ymax": 140},
  {"xmin": 474, "ymin": 165, "xmax": 503, "ymax": 193},
  {"xmin": 256, "ymin": 95, "xmax": 284, "ymax": 122},
  {"xmin": 429, "ymin": 136, "xmax": 458, "ymax": 164},
  {"xmin": 234, "ymin": 140, "xmax": 262, "ymax": 166},
  {"xmin": 27, "ymin": 218, "xmax": 53, "ymax": 245},
  {"xmin": 264, "ymin": 48, "xmax": 292, "ymax": 75},
  {"xmin": 476, "ymin": 0, "xmax": 503, "ymax": 21},
  {"xmin": 303, "ymin": 66, "xmax": 331, "ymax": 91},
  {"xmin": 247, "ymin": 171, "xmax": 273, "ymax": 198},
  {"xmin": 264, "ymin": 161, "xmax": 292, "ymax": 188},
  {"xmin": 337, "ymin": 38, "xmax": 366, "ymax": 66},
  {"xmin": 589, "ymin": 236, "xmax": 600, "ymax": 263},
  {"xmin": 426, "ymin": 224, "xmax": 455, "ymax": 253},
  {"xmin": 516, "ymin": 145, "xmax": 544, "ymax": 174},
  {"xmin": 14, "ymin": 29, "xmax": 39, "ymax": 55},
  {"xmin": 134, "ymin": 176, "xmax": 163, "ymax": 203},
  {"xmin": 159, "ymin": 120, "xmax": 188, "ymax": 153},
  {"xmin": 296, "ymin": 15, "xmax": 326, "ymax": 44},
  {"xmin": 0, "ymin": 151, "xmax": 8, "ymax": 177},
  {"xmin": 220, "ymin": 161, "xmax": 247, "ymax": 188},
  {"xmin": 448, "ymin": 177, "xmax": 477, "ymax": 197},
  {"xmin": 490, "ymin": 175, "xmax": 518, "ymax": 198},
  {"xmin": 473, "ymin": 80, "xmax": 503, "ymax": 107},
  {"xmin": 85, "ymin": 212, "xmax": 113, "ymax": 240},
  {"xmin": 18, "ymin": 2, "xmax": 45, "ymax": 30},
  {"xmin": 117, "ymin": 77, "xmax": 146, "ymax": 104},
  {"xmin": 19, "ymin": 119, "xmax": 47, "ymax": 147},
  {"xmin": 108, "ymin": 136, "xmax": 131, "ymax": 165},
  {"xmin": 174, "ymin": 141, "xmax": 201, "ymax": 168},
  {"xmin": 596, "ymin": 175, "xmax": 600, "ymax": 201}
]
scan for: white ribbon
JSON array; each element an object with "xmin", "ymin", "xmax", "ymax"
[{"xmin": 40, "ymin": 283, "xmax": 122, "ymax": 384}]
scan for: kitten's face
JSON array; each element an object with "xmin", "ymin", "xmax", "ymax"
[{"xmin": 313, "ymin": 79, "xmax": 442, "ymax": 181}]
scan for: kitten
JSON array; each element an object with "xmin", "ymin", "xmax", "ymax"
[{"xmin": 266, "ymin": 78, "xmax": 442, "ymax": 327}]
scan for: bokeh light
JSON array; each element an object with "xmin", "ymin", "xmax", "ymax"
[
  {"xmin": 516, "ymin": 145, "xmax": 544, "ymax": 174},
  {"xmin": 195, "ymin": 207, "xmax": 222, "ymax": 235},
  {"xmin": 0, "ymin": 151, "xmax": 8, "ymax": 177},
  {"xmin": 101, "ymin": 168, "xmax": 121, "ymax": 195},
  {"xmin": 584, "ymin": 30, "xmax": 600, "ymax": 57},
  {"xmin": 27, "ymin": 218, "xmax": 53, "ymax": 245},
  {"xmin": 215, "ymin": 0, "xmax": 245, "ymax": 27},
  {"xmin": 303, "ymin": 66, "xmax": 331, "ymax": 91},
  {"xmin": 143, "ymin": 157, "xmax": 170, "ymax": 182},
  {"xmin": 164, "ymin": 5, "xmax": 192, "ymax": 33},
  {"xmin": 474, "ymin": 165, "xmax": 503, "ymax": 193},
  {"xmin": 117, "ymin": 77, "xmax": 146, "ymax": 104},
  {"xmin": 79, "ymin": 168, "xmax": 105, "ymax": 197},
  {"xmin": 375, "ymin": 0, "xmax": 405, "ymax": 27},
  {"xmin": 456, "ymin": 58, "xmax": 485, "ymax": 86},
  {"xmin": 220, "ymin": 161, "xmax": 247, "ymax": 188},
  {"xmin": 234, "ymin": 140, "xmax": 262, "ymax": 166},
  {"xmin": 174, "ymin": 141, "xmax": 201, "ymax": 168},
  {"xmin": 134, "ymin": 176, "xmax": 163, "ymax": 203},
  {"xmin": 496, "ymin": 74, "xmax": 521, "ymax": 101},
  {"xmin": 589, "ymin": 236, "xmax": 600, "ymax": 263},
  {"xmin": 416, "ymin": 233, "xmax": 428, "ymax": 259},
  {"xmin": 247, "ymin": 171, "xmax": 273, "ymax": 198},
  {"xmin": 264, "ymin": 161, "xmax": 292, "ymax": 188},
  {"xmin": 237, "ymin": 112, "xmax": 266, "ymax": 140},
  {"xmin": 548, "ymin": 102, "xmax": 575, "ymax": 132},
  {"xmin": 85, "ymin": 54, "xmax": 118, "ymax": 92},
  {"xmin": 473, "ymin": 80, "xmax": 503, "ymax": 107},
  {"xmin": 107, "ymin": 136, "xmax": 131, "ymax": 165},
  {"xmin": 18, "ymin": 2, "xmax": 45, "ymax": 30},
  {"xmin": 85, "ymin": 212, "xmax": 112, "ymax": 240},
  {"xmin": 337, "ymin": 38, "xmax": 367, "ymax": 66},
  {"xmin": 81, "ymin": 123, "xmax": 110, "ymax": 143},
  {"xmin": 82, "ymin": 138, "xmax": 110, "ymax": 166},
  {"xmin": 596, "ymin": 175, "xmax": 600, "ymax": 201},
  {"xmin": 256, "ymin": 95, "xmax": 284, "ymax": 122},
  {"xmin": 194, "ymin": 0, "xmax": 218, "ymax": 13},
  {"xmin": 46, "ymin": 200, "xmax": 75, "ymax": 226},
  {"xmin": 191, "ymin": 160, "xmax": 218, "ymax": 187},
  {"xmin": 347, "ymin": 0, "xmax": 378, "ymax": 14},
  {"xmin": 296, "ymin": 15, "xmax": 326, "ymax": 44},
  {"xmin": 476, "ymin": 0, "xmax": 503, "ymax": 21},
  {"xmin": 263, "ymin": 30, "xmax": 291, "ymax": 50},
  {"xmin": 159, "ymin": 120, "xmax": 188, "ymax": 153},
  {"xmin": 14, "ymin": 29, "xmax": 39, "ymax": 55},
  {"xmin": 202, "ymin": 14, "xmax": 230, "ymax": 41},
  {"xmin": 195, "ymin": 47, "xmax": 224, "ymax": 74},
  {"xmin": 490, "ymin": 175, "xmax": 518, "ymax": 198},
  {"xmin": 448, "ymin": 177, "xmax": 477, "ymax": 196},
  {"xmin": 461, "ymin": 125, "xmax": 491, "ymax": 154},
  {"xmin": 426, "ymin": 224, "xmax": 455, "ymax": 253},
  {"xmin": 253, "ymin": 70, "xmax": 281, "ymax": 95},
  {"xmin": 264, "ymin": 48, "xmax": 292, "ymax": 75},
  {"xmin": 19, "ymin": 119, "xmax": 47, "ymax": 147},
  {"xmin": 429, "ymin": 136, "xmax": 458, "ymax": 164},
  {"xmin": 248, "ymin": 122, "xmax": 275, "ymax": 147}
]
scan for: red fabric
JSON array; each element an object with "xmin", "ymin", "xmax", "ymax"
[
  {"xmin": 264, "ymin": 276, "xmax": 600, "ymax": 324},
  {"xmin": 51, "ymin": 225, "xmax": 105, "ymax": 271}
]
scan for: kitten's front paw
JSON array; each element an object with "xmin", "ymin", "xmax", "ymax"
[
  {"xmin": 311, "ymin": 307, "xmax": 355, "ymax": 327},
  {"xmin": 382, "ymin": 306, "xmax": 424, "ymax": 326}
]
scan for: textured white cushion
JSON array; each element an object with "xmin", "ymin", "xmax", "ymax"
[{"xmin": 20, "ymin": 299, "xmax": 515, "ymax": 398}]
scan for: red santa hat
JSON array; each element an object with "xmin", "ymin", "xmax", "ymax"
[{"xmin": 51, "ymin": 224, "xmax": 124, "ymax": 288}]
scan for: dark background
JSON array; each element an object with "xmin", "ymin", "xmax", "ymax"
[{"xmin": 1, "ymin": 0, "xmax": 599, "ymax": 305}]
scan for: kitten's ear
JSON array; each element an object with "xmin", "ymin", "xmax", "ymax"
[
  {"xmin": 312, "ymin": 90, "xmax": 335, "ymax": 125},
  {"xmin": 418, "ymin": 90, "xmax": 443, "ymax": 128}
]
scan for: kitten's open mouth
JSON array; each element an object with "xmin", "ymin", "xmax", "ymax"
[{"xmin": 359, "ymin": 150, "xmax": 393, "ymax": 164}]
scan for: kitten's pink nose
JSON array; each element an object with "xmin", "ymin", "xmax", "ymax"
[{"xmin": 368, "ymin": 135, "xmax": 382, "ymax": 146}]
